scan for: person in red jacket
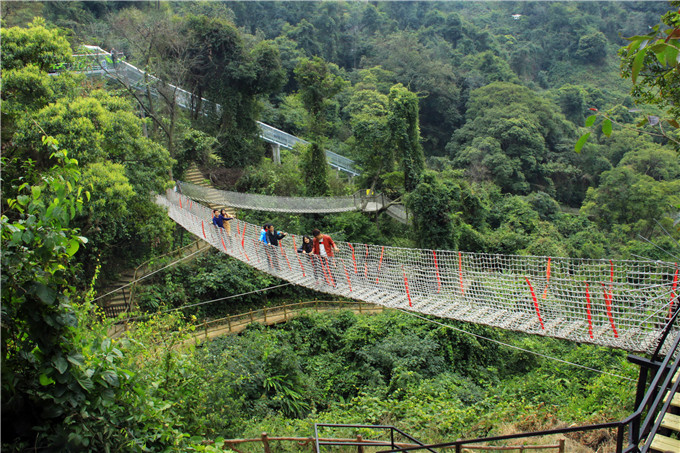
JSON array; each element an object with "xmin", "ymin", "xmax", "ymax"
[
  {"xmin": 312, "ymin": 229, "xmax": 338, "ymax": 257},
  {"xmin": 312, "ymin": 229, "xmax": 339, "ymax": 286}
]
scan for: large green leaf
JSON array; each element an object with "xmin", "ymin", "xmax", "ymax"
[
  {"xmin": 631, "ymin": 49, "xmax": 647, "ymax": 84},
  {"xmin": 652, "ymin": 43, "xmax": 668, "ymax": 66},
  {"xmin": 665, "ymin": 45, "xmax": 679, "ymax": 67},
  {"xmin": 52, "ymin": 356, "xmax": 68, "ymax": 374},
  {"xmin": 30, "ymin": 282, "xmax": 57, "ymax": 305},
  {"xmin": 67, "ymin": 353, "xmax": 85, "ymax": 367},
  {"xmin": 575, "ymin": 133, "xmax": 590, "ymax": 153},
  {"xmin": 39, "ymin": 373, "xmax": 55, "ymax": 386},
  {"xmin": 601, "ymin": 119, "xmax": 613, "ymax": 137},
  {"xmin": 76, "ymin": 376, "xmax": 95, "ymax": 392},
  {"xmin": 66, "ymin": 238, "xmax": 80, "ymax": 257},
  {"xmin": 585, "ymin": 115, "xmax": 597, "ymax": 127},
  {"xmin": 101, "ymin": 369, "xmax": 120, "ymax": 388}
]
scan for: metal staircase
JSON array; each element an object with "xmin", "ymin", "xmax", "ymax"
[{"xmin": 653, "ymin": 381, "xmax": 680, "ymax": 452}]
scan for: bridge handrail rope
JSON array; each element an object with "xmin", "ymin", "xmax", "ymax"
[{"xmin": 157, "ymin": 190, "xmax": 679, "ymax": 354}]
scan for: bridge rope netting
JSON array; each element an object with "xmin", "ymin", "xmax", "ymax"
[
  {"xmin": 177, "ymin": 180, "xmax": 358, "ymax": 213},
  {"xmin": 157, "ymin": 191, "xmax": 679, "ymax": 353},
  {"xmin": 176, "ymin": 181, "xmax": 410, "ymax": 223}
]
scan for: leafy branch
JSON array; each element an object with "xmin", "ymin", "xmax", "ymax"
[{"xmin": 576, "ymin": 6, "xmax": 680, "ymax": 152}]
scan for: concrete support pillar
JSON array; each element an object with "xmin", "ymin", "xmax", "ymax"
[{"xmin": 272, "ymin": 143, "xmax": 281, "ymax": 164}]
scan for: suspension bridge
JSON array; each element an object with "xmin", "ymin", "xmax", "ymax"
[
  {"xmin": 158, "ymin": 190, "xmax": 679, "ymax": 355},
  {"xmin": 176, "ymin": 180, "xmax": 409, "ymax": 222}
]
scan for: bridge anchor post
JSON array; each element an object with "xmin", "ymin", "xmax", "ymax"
[{"xmin": 272, "ymin": 143, "xmax": 281, "ymax": 164}]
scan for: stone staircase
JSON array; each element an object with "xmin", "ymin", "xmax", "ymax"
[
  {"xmin": 652, "ymin": 370, "xmax": 680, "ymax": 452},
  {"xmin": 183, "ymin": 163, "xmax": 237, "ymax": 217},
  {"xmin": 100, "ymin": 269, "xmax": 135, "ymax": 318},
  {"xmin": 100, "ymin": 239, "xmax": 210, "ymax": 320}
]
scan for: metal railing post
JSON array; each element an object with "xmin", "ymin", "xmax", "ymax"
[{"xmin": 616, "ymin": 424, "xmax": 625, "ymax": 453}]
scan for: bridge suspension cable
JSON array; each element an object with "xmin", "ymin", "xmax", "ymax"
[{"xmin": 158, "ymin": 190, "xmax": 680, "ymax": 354}]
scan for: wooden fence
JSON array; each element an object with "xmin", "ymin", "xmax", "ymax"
[{"xmin": 192, "ymin": 300, "xmax": 384, "ymax": 340}]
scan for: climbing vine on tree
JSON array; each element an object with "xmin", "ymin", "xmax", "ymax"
[{"xmin": 388, "ymin": 84, "xmax": 424, "ymax": 192}]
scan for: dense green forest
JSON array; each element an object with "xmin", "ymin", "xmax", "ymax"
[{"xmin": 2, "ymin": 1, "xmax": 679, "ymax": 451}]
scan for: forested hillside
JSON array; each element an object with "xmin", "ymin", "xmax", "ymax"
[{"xmin": 2, "ymin": 1, "xmax": 679, "ymax": 451}]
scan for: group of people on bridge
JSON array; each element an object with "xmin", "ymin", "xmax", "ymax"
[
  {"xmin": 211, "ymin": 209, "xmax": 235, "ymax": 233},
  {"xmin": 209, "ymin": 207, "xmax": 340, "ymax": 286},
  {"xmin": 259, "ymin": 224, "xmax": 339, "ymax": 285}
]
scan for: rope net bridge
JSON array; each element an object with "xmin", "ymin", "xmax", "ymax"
[
  {"xmin": 157, "ymin": 191, "xmax": 680, "ymax": 354},
  {"xmin": 177, "ymin": 180, "xmax": 409, "ymax": 222}
]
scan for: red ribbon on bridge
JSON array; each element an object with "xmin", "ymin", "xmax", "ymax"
[
  {"xmin": 542, "ymin": 257, "xmax": 551, "ymax": 300},
  {"xmin": 525, "ymin": 277, "xmax": 544, "ymax": 330},
  {"xmin": 602, "ymin": 282, "xmax": 618, "ymax": 338},
  {"xmin": 433, "ymin": 250, "xmax": 441, "ymax": 293},
  {"xmin": 342, "ymin": 259, "xmax": 352, "ymax": 292},
  {"xmin": 402, "ymin": 265, "xmax": 412, "ymax": 307},
  {"xmin": 240, "ymin": 224, "xmax": 249, "ymax": 261},
  {"xmin": 668, "ymin": 265, "xmax": 679, "ymax": 319},
  {"xmin": 348, "ymin": 243, "xmax": 357, "ymax": 274},
  {"xmin": 586, "ymin": 283, "xmax": 593, "ymax": 339},
  {"xmin": 376, "ymin": 247, "xmax": 384, "ymax": 284}
]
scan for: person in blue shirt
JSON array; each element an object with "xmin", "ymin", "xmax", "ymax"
[
  {"xmin": 259, "ymin": 224, "xmax": 270, "ymax": 243},
  {"xmin": 212, "ymin": 210, "xmax": 222, "ymax": 228}
]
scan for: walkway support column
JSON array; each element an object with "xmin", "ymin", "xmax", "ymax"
[{"xmin": 272, "ymin": 143, "xmax": 281, "ymax": 164}]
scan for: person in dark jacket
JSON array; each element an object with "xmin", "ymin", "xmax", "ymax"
[
  {"xmin": 266, "ymin": 225, "xmax": 286, "ymax": 270},
  {"xmin": 267, "ymin": 225, "xmax": 286, "ymax": 246},
  {"xmin": 297, "ymin": 236, "xmax": 313, "ymax": 254},
  {"xmin": 298, "ymin": 235, "xmax": 319, "ymax": 281}
]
